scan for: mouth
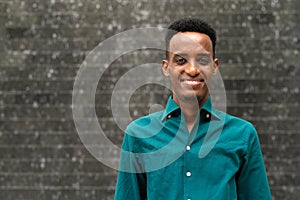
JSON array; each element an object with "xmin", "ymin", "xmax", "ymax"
[{"xmin": 180, "ymin": 78, "xmax": 205, "ymax": 87}]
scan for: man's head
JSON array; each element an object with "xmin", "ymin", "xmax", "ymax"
[
  {"xmin": 165, "ymin": 17, "xmax": 217, "ymax": 59},
  {"xmin": 162, "ymin": 17, "xmax": 219, "ymax": 106}
]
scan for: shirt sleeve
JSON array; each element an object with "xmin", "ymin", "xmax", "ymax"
[
  {"xmin": 114, "ymin": 133, "xmax": 147, "ymax": 200},
  {"xmin": 236, "ymin": 125, "xmax": 272, "ymax": 199}
]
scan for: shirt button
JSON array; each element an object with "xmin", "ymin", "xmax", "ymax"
[
  {"xmin": 186, "ymin": 145, "xmax": 191, "ymax": 151},
  {"xmin": 187, "ymin": 198, "xmax": 191, "ymax": 200},
  {"xmin": 206, "ymin": 113, "xmax": 210, "ymax": 119},
  {"xmin": 186, "ymin": 171, "xmax": 192, "ymax": 177},
  {"xmin": 167, "ymin": 114, "xmax": 172, "ymax": 119}
]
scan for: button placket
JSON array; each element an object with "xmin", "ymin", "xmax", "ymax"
[{"xmin": 183, "ymin": 123, "xmax": 194, "ymax": 200}]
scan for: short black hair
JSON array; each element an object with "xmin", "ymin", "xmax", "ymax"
[{"xmin": 165, "ymin": 17, "xmax": 217, "ymax": 58}]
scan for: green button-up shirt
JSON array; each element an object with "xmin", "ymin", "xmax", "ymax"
[{"xmin": 115, "ymin": 96, "xmax": 272, "ymax": 200}]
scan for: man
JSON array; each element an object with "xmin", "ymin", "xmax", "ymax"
[{"xmin": 114, "ymin": 17, "xmax": 272, "ymax": 200}]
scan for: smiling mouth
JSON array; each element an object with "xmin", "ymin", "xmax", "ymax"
[{"xmin": 180, "ymin": 79, "xmax": 205, "ymax": 86}]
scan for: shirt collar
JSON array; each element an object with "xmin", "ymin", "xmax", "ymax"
[
  {"xmin": 161, "ymin": 96, "xmax": 221, "ymax": 122},
  {"xmin": 161, "ymin": 96, "xmax": 180, "ymax": 121}
]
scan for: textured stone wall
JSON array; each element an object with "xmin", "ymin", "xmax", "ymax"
[{"xmin": 0, "ymin": 0, "xmax": 299, "ymax": 199}]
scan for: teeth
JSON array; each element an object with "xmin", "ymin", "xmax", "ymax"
[
  {"xmin": 186, "ymin": 80, "xmax": 199, "ymax": 83},
  {"xmin": 185, "ymin": 80, "xmax": 201, "ymax": 85}
]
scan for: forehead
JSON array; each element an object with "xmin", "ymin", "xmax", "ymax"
[{"xmin": 169, "ymin": 32, "xmax": 213, "ymax": 55}]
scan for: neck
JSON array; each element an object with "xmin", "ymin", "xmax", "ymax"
[{"xmin": 173, "ymin": 95, "xmax": 208, "ymax": 132}]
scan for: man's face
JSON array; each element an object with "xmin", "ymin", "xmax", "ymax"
[{"xmin": 162, "ymin": 32, "xmax": 219, "ymax": 105}]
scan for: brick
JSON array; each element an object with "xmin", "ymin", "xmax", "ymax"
[
  {"xmin": 0, "ymin": 159, "xmax": 115, "ymax": 174},
  {"xmin": 6, "ymin": 38, "xmax": 101, "ymax": 51},
  {"xmin": 265, "ymin": 159, "xmax": 300, "ymax": 173},
  {"xmin": 270, "ymin": 187, "xmax": 300, "ymax": 200},
  {"xmin": 259, "ymin": 133, "xmax": 300, "ymax": 146},
  {"xmin": 0, "ymin": 66, "xmax": 79, "ymax": 81},
  {"xmin": 262, "ymin": 146, "xmax": 299, "ymax": 160}
]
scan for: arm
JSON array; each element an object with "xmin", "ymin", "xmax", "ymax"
[
  {"xmin": 236, "ymin": 126, "xmax": 272, "ymax": 199},
  {"xmin": 114, "ymin": 170, "xmax": 147, "ymax": 200},
  {"xmin": 114, "ymin": 133, "xmax": 147, "ymax": 200}
]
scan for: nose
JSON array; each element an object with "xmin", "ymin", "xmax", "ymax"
[{"xmin": 185, "ymin": 61, "xmax": 200, "ymax": 77}]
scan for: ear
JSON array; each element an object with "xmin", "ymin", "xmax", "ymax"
[
  {"xmin": 212, "ymin": 58, "xmax": 219, "ymax": 75},
  {"xmin": 162, "ymin": 60, "xmax": 169, "ymax": 76}
]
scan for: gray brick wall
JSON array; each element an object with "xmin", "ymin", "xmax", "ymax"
[{"xmin": 0, "ymin": 0, "xmax": 299, "ymax": 199}]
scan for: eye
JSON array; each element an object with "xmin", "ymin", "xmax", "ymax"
[
  {"xmin": 197, "ymin": 57, "xmax": 210, "ymax": 65},
  {"xmin": 175, "ymin": 57, "xmax": 187, "ymax": 65}
]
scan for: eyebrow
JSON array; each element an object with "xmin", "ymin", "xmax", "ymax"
[
  {"xmin": 173, "ymin": 53, "xmax": 187, "ymax": 58},
  {"xmin": 197, "ymin": 53, "xmax": 210, "ymax": 57},
  {"xmin": 173, "ymin": 53, "xmax": 210, "ymax": 57}
]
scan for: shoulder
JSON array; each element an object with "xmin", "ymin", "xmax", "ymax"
[
  {"xmin": 215, "ymin": 110, "xmax": 258, "ymax": 142},
  {"xmin": 214, "ymin": 111, "xmax": 262, "ymax": 156},
  {"xmin": 125, "ymin": 110, "xmax": 164, "ymax": 137},
  {"xmin": 224, "ymin": 112, "xmax": 256, "ymax": 131},
  {"xmin": 122, "ymin": 110, "xmax": 164, "ymax": 151},
  {"xmin": 127, "ymin": 110, "xmax": 163, "ymax": 128},
  {"xmin": 215, "ymin": 110, "xmax": 256, "ymax": 132}
]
